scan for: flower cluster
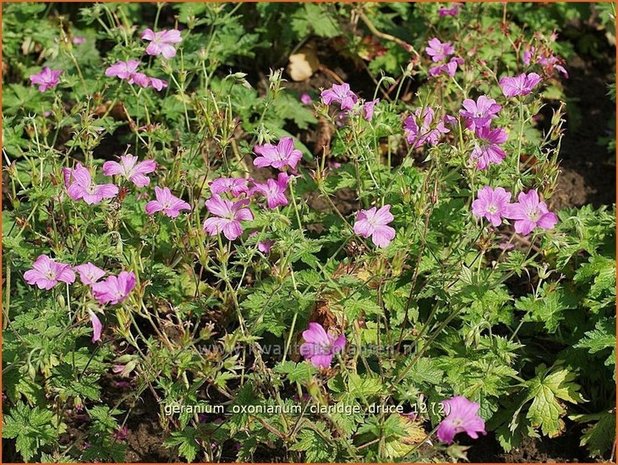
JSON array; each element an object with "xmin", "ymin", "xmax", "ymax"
[
  {"xmin": 403, "ymin": 107, "xmax": 451, "ymax": 149},
  {"xmin": 472, "ymin": 186, "xmax": 558, "ymax": 235},
  {"xmin": 105, "ymin": 59, "xmax": 168, "ymax": 91},
  {"xmin": 24, "ymin": 256, "xmax": 136, "ymax": 341},
  {"xmin": 425, "ymin": 37, "xmax": 463, "ymax": 78},
  {"xmin": 320, "ymin": 83, "xmax": 379, "ymax": 122}
]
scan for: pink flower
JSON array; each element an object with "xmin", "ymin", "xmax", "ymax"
[
  {"xmin": 24, "ymin": 255, "xmax": 75, "ymax": 290},
  {"xmin": 30, "ymin": 67, "xmax": 62, "ymax": 92},
  {"xmin": 499, "ymin": 72, "xmax": 542, "ymax": 98},
  {"xmin": 470, "ymin": 126, "xmax": 508, "ymax": 170},
  {"xmin": 145, "ymin": 187, "xmax": 191, "ymax": 218},
  {"xmin": 91, "ymin": 271, "xmax": 136, "ymax": 305},
  {"xmin": 88, "ymin": 310, "xmax": 103, "ymax": 343},
  {"xmin": 258, "ymin": 239, "xmax": 274, "ymax": 254},
  {"xmin": 505, "ymin": 189, "xmax": 558, "ymax": 235},
  {"xmin": 472, "ymin": 186, "xmax": 511, "ymax": 227},
  {"xmin": 203, "ymin": 195, "xmax": 254, "ymax": 241},
  {"xmin": 75, "ymin": 262, "xmax": 106, "ymax": 286},
  {"xmin": 523, "ymin": 45, "xmax": 536, "ymax": 66},
  {"xmin": 249, "ymin": 232, "xmax": 274, "ymax": 254},
  {"xmin": 142, "ymin": 29, "xmax": 182, "ymax": 59},
  {"xmin": 103, "ymin": 155, "xmax": 157, "ymax": 188},
  {"xmin": 353, "ymin": 205, "xmax": 396, "ymax": 248},
  {"xmin": 210, "ymin": 177, "xmax": 251, "ymax": 197},
  {"xmin": 105, "ymin": 60, "xmax": 167, "ymax": 91},
  {"xmin": 538, "ymin": 54, "xmax": 568, "ymax": 78},
  {"xmin": 439, "ymin": 3, "xmax": 462, "ymax": 17},
  {"xmin": 320, "ymin": 83, "xmax": 358, "ymax": 111},
  {"xmin": 460, "ymin": 95, "xmax": 501, "ymax": 130},
  {"xmin": 129, "ymin": 72, "xmax": 151, "ymax": 88},
  {"xmin": 253, "ymin": 137, "xmax": 303, "ymax": 170},
  {"xmin": 252, "ymin": 173, "xmax": 290, "ymax": 209},
  {"xmin": 300, "ymin": 322, "xmax": 346, "ymax": 368},
  {"xmin": 105, "ymin": 60, "xmax": 140, "ymax": 80},
  {"xmin": 73, "ymin": 36, "xmax": 86, "ymax": 45},
  {"xmin": 425, "ymin": 38, "xmax": 454, "ymax": 62},
  {"xmin": 148, "ymin": 77, "xmax": 168, "ymax": 91},
  {"xmin": 437, "ymin": 396, "xmax": 486, "ymax": 444},
  {"xmin": 62, "ymin": 163, "xmax": 119, "ymax": 204},
  {"xmin": 300, "ymin": 93, "xmax": 313, "ymax": 105},
  {"xmin": 363, "ymin": 99, "xmax": 379, "ymax": 121},
  {"xmin": 429, "ymin": 56, "xmax": 463, "ymax": 77},
  {"xmin": 404, "ymin": 107, "xmax": 450, "ymax": 149}
]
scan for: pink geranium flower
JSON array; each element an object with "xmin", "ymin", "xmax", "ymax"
[
  {"xmin": 429, "ymin": 56, "xmax": 463, "ymax": 77},
  {"xmin": 363, "ymin": 99, "xmax": 379, "ymax": 121},
  {"xmin": 210, "ymin": 177, "xmax": 251, "ymax": 197},
  {"xmin": 499, "ymin": 72, "xmax": 542, "ymax": 98},
  {"xmin": 142, "ymin": 29, "xmax": 182, "ymax": 59},
  {"xmin": 460, "ymin": 95, "xmax": 502, "ymax": 130},
  {"xmin": 439, "ymin": 3, "xmax": 462, "ymax": 17},
  {"xmin": 145, "ymin": 187, "xmax": 191, "ymax": 218},
  {"xmin": 470, "ymin": 126, "xmax": 508, "ymax": 170},
  {"xmin": 353, "ymin": 205, "xmax": 396, "ymax": 248},
  {"xmin": 404, "ymin": 107, "xmax": 450, "ymax": 149},
  {"xmin": 24, "ymin": 255, "xmax": 75, "ymax": 290},
  {"xmin": 437, "ymin": 396, "xmax": 486, "ymax": 444},
  {"xmin": 203, "ymin": 195, "xmax": 254, "ymax": 241},
  {"xmin": 91, "ymin": 271, "xmax": 136, "ymax": 305},
  {"xmin": 148, "ymin": 77, "xmax": 168, "ymax": 91},
  {"xmin": 88, "ymin": 310, "xmax": 103, "ymax": 343},
  {"xmin": 75, "ymin": 262, "xmax": 106, "ymax": 286},
  {"xmin": 103, "ymin": 155, "xmax": 157, "ymax": 188},
  {"xmin": 425, "ymin": 38, "xmax": 455, "ymax": 62},
  {"xmin": 252, "ymin": 173, "xmax": 290, "ymax": 209},
  {"xmin": 105, "ymin": 60, "xmax": 167, "ymax": 91},
  {"xmin": 29, "ymin": 67, "xmax": 62, "ymax": 92},
  {"xmin": 62, "ymin": 163, "xmax": 119, "ymax": 204},
  {"xmin": 538, "ymin": 54, "xmax": 568, "ymax": 78},
  {"xmin": 472, "ymin": 186, "xmax": 511, "ymax": 227},
  {"xmin": 300, "ymin": 93, "xmax": 313, "ymax": 105},
  {"xmin": 250, "ymin": 232, "xmax": 274, "ymax": 254},
  {"xmin": 258, "ymin": 239, "xmax": 274, "ymax": 254},
  {"xmin": 300, "ymin": 322, "xmax": 346, "ymax": 368},
  {"xmin": 320, "ymin": 83, "xmax": 358, "ymax": 111},
  {"xmin": 105, "ymin": 60, "xmax": 140, "ymax": 80},
  {"xmin": 253, "ymin": 137, "xmax": 303, "ymax": 170},
  {"xmin": 505, "ymin": 189, "xmax": 558, "ymax": 235}
]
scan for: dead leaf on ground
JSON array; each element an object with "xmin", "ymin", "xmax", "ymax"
[{"xmin": 287, "ymin": 44, "xmax": 320, "ymax": 82}]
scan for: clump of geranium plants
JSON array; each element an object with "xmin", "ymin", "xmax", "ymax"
[{"xmin": 3, "ymin": 2, "xmax": 615, "ymax": 463}]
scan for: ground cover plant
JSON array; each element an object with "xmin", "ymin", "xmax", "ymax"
[{"xmin": 2, "ymin": 2, "xmax": 616, "ymax": 463}]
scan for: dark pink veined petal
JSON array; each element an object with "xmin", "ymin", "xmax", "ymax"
[
  {"xmin": 234, "ymin": 207, "xmax": 254, "ymax": 222},
  {"xmin": 371, "ymin": 225, "xmax": 396, "ymax": 248},
  {"xmin": 203, "ymin": 217, "xmax": 228, "ymax": 235},
  {"xmin": 310, "ymin": 354, "xmax": 334, "ymax": 368},
  {"xmin": 102, "ymin": 161, "xmax": 123, "ymax": 176},
  {"xmin": 55, "ymin": 265, "xmax": 76, "ymax": 284},
  {"xmin": 95, "ymin": 183, "xmax": 119, "ymax": 199},
  {"xmin": 302, "ymin": 322, "xmax": 330, "ymax": 345},
  {"xmin": 222, "ymin": 221, "xmax": 243, "ymax": 240},
  {"xmin": 206, "ymin": 195, "xmax": 233, "ymax": 218},
  {"xmin": 72, "ymin": 163, "xmax": 92, "ymax": 186},
  {"xmin": 145, "ymin": 200, "xmax": 163, "ymax": 215},
  {"xmin": 160, "ymin": 29, "xmax": 182, "ymax": 44},
  {"xmin": 160, "ymin": 44, "xmax": 177, "ymax": 59},
  {"xmin": 141, "ymin": 28, "xmax": 156, "ymax": 41},
  {"xmin": 374, "ymin": 205, "xmax": 394, "ymax": 224},
  {"xmin": 88, "ymin": 310, "xmax": 103, "ymax": 342}
]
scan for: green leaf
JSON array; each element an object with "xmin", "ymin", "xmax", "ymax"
[
  {"xmin": 525, "ymin": 365, "xmax": 584, "ymax": 437},
  {"xmin": 165, "ymin": 428, "xmax": 200, "ymax": 462}
]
